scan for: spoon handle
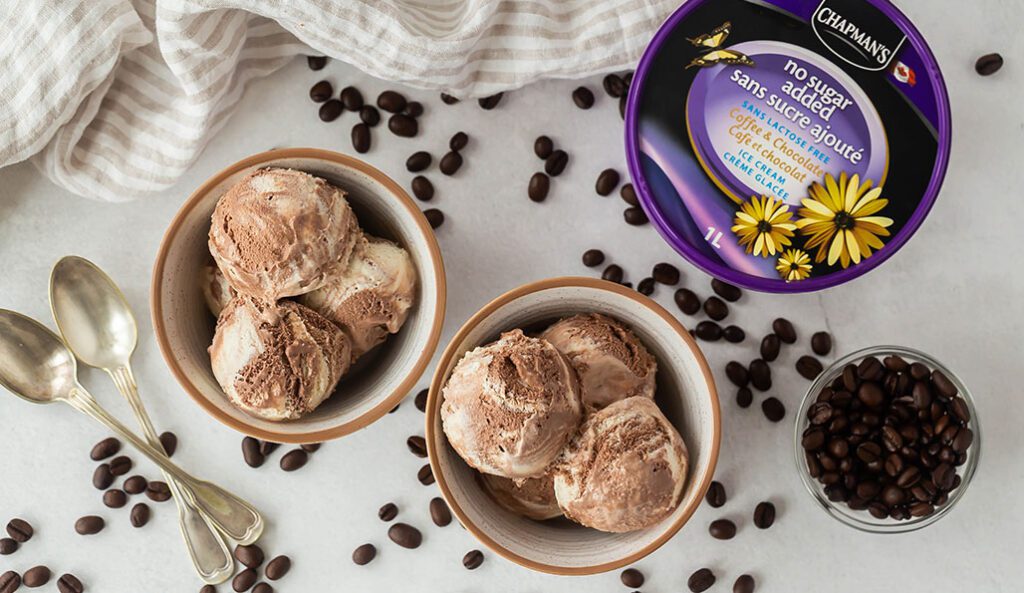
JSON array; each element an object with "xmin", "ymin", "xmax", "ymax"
[{"xmin": 108, "ymin": 366, "xmax": 264, "ymax": 545}]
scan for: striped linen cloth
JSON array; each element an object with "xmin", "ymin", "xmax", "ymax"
[{"xmin": 0, "ymin": 0, "xmax": 676, "ymax": 202}]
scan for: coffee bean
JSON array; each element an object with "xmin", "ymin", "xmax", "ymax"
[
  {"xmin": 674, "ymin": 288, "xmax": 700, "ymax": 315},
  {"xmin": 694, "ymin": 321, "xmax": 722, "ymax": 341},
  {"xmin": 417, "ymin": 464, "xmax": 434, "ymax": 485},
  {"xmin": 953, "ymin": 428, "xmax": 973, "ymax": 453},
  {"xmin": 811, "ymin": 331, "xmax": 832, "ymax": 356},
  {"xmin": 399, "ymin": 154, "xmax": 431, "ymax": 177},
  {"xmin": 705, "ymin": 481, "xmax": 726, "ymax": 507},
  {"xmin": 130, "ymin": 503, "xmax": 150, "ymax": 527},
  {"xmin": 725, "ymin": 361, "xmax": 749, "ymax": 387},
  {"xmin": 976, "ymin": 53, "xmax": 1003, "ymax": 76},
  {"xmin": 703, "ymin": 296, "xmax": 728, "ymax": 321},
  {"xmin": 581, "ymin": 249, "xmax": 605, "ymax": 267},
  {"xmin": 423, "ymin": 208, "xmax": 445, "ymax": 229},
  {"xmin": 360, "ymin": 105, "xmax": 381, "ymax": 127},
  {"xmin": 377, "ymin": 90, "xmax": 407, "ymax": 113},
  {"xmin": 709, "ymin": 518, "xmax": 736, "ymax": 539},
  {"xmin": 733, "ymin": 574, "xmax": 755, "ymax": 593},
  {"xmin": 93, "ymin": 464, "xmax": 114, "ymax": 490},
  {"xmin": 90, "ymin": 437, "xmax": 121, "ymax": 461},
  {"xmin": 749, "ymin": 359, "xmax": 771, "ymax": 391},
  {"xmin": 772, "ymin": 318, "xmax": 796, "ymax": 343},
  {"xmin": 753, "ymin": 501, "xmax": 776, "ymax": 528},
  {"xmin": 252, "ymin": 584, "xmax": 273, "ymax": 593},
  {"xmin": 618, "ymin": 95, "xmax": 627, "ymax": 119},
  {"xmin": 103, "ymin": 489, "xmax": 127, "ymax": 509},
  {"xmin": 240, "ymin": 437, "xmax": 263, "ymax": 468},
  {"xmin": 300, "ymin": 443, "xmax": 321, "ymax": 453},
  {"xmin": 265, "ymin": 555, "xmax": 291, "ymax": 580},
  {"xmin": 688, "ymin": 568, "xmax": 715, "ymax": 592},
  {"xmin": 602, "ymin": 264, "xmax": 624, "ymax": 283},
  {"xmin": 439, "ymin": 151, "xmax": 463, "ymax": 175},
  {"xmin": 75, "ymin": 515, "xmax": 104, "ymax": 536},
  {"xmin": 758, "ymin": 334, "xmax": 781, "ymax": 363},
  {"xmin": 6, "ymin": 519, "xmax": 32, "ymax": 543},
  {"xmin": 595, "ymin": 169, "xmax": 620, "ymax": 196},
  {"xmin": 458, "ymin": 549, "xmax": 484, "ymax": 570},
  {"xmin": 931, "ymin": 370, "xmax": 958, "ymax": 400},
  {"xmin": 478, "ymin": 93, "xmax": 504, "ymax": 109},
  {"xmin": 533, "ymin": 135, "xmax": 553, "ymax": 160},
  {"xmin": 649, "ymin": 262, "xmax": 679, "ymax": 286},
  {"xmin": 525, "ymin": 172, "xmax": 550, "ymax": 202},
  {"xmin": 373, "ymin": 502, "xmax": 398, "ymax": 523},
  {"xmin": 337, "ymin": 86, "xmax": 363, "ymax": 111},
  {"xmin": 736, "ymin": 387, "xmax": 753, "ymax": 408},
  {"xmin": 441, "ymin": 93, "xmax": 459, "ymax": 105},
  {"xmin": 411, "ymin": 176, "xmax": 435, "ymax": 202},
  {"xmin": 620, "ymin": 183, "xmax": 638, "ymax": 206},
  {"xmin": 388, "ymin": 523, "xmax": 422, "ymax": 549},
  {"xmin": 351, "ymin": 123, "xmax": 371, "ymax": 153},
  {"xmin": 545, "ymin": 150, "xmax": 569, "ymax": 176},
  {"xmin": 403, "ymin": 101, "xmax": 424, "ymax": 117},
  {"xmin": 762, "ymin": 397, "xmax": 785, "ymax": 422},
  {"xmin": 796, "ymin": 355, "xmax": 823, "ymax": 380},
  {"xmin": 603, "ymin": 73, "xmax": 627, "ymax": 98},
  {"xmin": 415, "ymin": 388, "xmax": 428, "ymax": 412},
  {"xmin": 802, "ymin": 427, "xmax": 825, "ymax": 450},
  {"xmin": 318, "ymin": 99, "xmax": 343, "ymax": 122},
  {"xmin": 109, "ymin": 455, "xmax": 132, "ymax": 476},
  {"xmin": 307, "ymin": 55, "xmax": 327, "ymax": 70},
  {"xmin": 723, "ymin": 325, "xmax": 745, "ymax": 343},
  {"xmin": 231, "ymin": 544, "xmax": 263, "ymax": 569},
  {"xmin": 623, "ymin": 207, "xmax": 648, "ymax": 225},
  {"xmin": 637, "ymin": 278, "xmax": 655, "ymax": 296},
  {"xmin": 0, "ymin": 570, "xmax": 20, "ymax": 593},
  {"xmin": 388, "ymin": 114, "xmax": 418, "ymax": 137},
  {"xmin": 710, "ymin": 279, "xmax": 742, "ymax": 302},
  {"xmin": 22, "ymin": 566, "xmax": 50, "ymax": 588},
  {"xmin": 232, "ymin": 568, "xmax": 257, "ymax": 592},
  {"xmin": 428, "ymin": 497, "xmax": 452, "ymax": 527},
  {"xmin": 146, "ymin": 481, "xmax": 171, "ymax": 502},
  {"xmin": 309, "ymin": 80, "xmax": 332, "ymax": 102},
  {"xmin": 280, "ymin": 449, "xmax": 309, "ymax": 472},
  {"xmin": 572, "ymin": 86, "xmax": 594, "ymax": 109},
  {"xmin": 621, "ymin": 567, "xmax": 644, "ymax": 588},
  {"xmin": 407, "ymin": 435, "xmax": 428, "ymax": 458},
  {"xmin": 0, "ymin": 538, "xmax": 16, "ymax": 555},
  {"xmin": 57, "ymin": 574, "xmax": 83, "ymax": 593},
  {"xmin": 352, "ymin": 543, "xmax": 376, "ymax": 565}
]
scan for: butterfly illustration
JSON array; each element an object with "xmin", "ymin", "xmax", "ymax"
[
  {"xmin": 685, "ymin": 21, "xmax": 755, "ymax": 69},
  {"xmin": 687, "ymin": 21, "xmax": 731, "ymax": 49}
]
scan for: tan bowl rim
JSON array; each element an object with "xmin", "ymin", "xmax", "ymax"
[
  {"xmin": 151, "ymin": 147, "xmax": 447, "ymax": 443},
  {"xmin": 425, "ymin": 276, "xmax": 721, "ymax": 575}
]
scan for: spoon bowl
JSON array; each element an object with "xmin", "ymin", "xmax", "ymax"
[
  {"xmin": 50, "ymin": 255, "xmax": 138, "ymax": 369},
  {"xmin": 0, "ymin": 309, "xmax": 78, "ymax": 404}
]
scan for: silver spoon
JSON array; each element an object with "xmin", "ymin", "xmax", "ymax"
[
  {"xmin": 48, "ymin": 257, "xmax": 264, "ymax": 548},
  {"xmin": 0, "ymin": 310, "xmax": 250, "ymax": 583}
]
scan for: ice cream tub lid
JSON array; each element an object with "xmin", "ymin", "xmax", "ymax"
[{"xmin": 625, "ymin": 0, "xmax": 951, "ymax": 292}]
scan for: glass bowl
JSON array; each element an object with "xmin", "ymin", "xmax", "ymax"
[{"xmin": 794, "ymin": 346, "xmax": 981, "ymax": 533}]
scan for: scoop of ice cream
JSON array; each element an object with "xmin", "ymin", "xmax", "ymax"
[
  {"xmin": 554, "ymin": 396, "xmax": 688, "ymax": 533},
  {"xmin": 200, "ymin": 258, "xmax": 235, "ymax": 317},
  {"xmin": 209, "ymin": 297, "xmax": 351, "ymax": 421},
  {"xmin": 541, "ymin": 314, "xmax": 656, "ymax": 410},
  {"xmin": 208, "ymin": 168, "xmax": 360, "ymax": 301},
  {"xmin": 298, "ymin": 234, "xmax": 416, "ymax": 360},
  {"xmin": 441, "ymin": 329, "xmax": 583, "ymax": 479},
  {"xmin": 480, "ymin": 472, "xmax": 562, "ymax": 521}
]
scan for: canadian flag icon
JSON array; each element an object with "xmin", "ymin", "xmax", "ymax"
[{"xmin": 891, "ymin": 61, "xmax": 917, "ymax": 86}]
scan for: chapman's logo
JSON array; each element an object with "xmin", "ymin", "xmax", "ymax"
[{"xmin": 811, "ymin": 0, "xmax": 906, "ymax": 72}]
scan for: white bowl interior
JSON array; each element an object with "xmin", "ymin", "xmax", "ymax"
[
  {"xmin": 157, "ymin": 155, "xmax": 441, "ymax": 438},
  {"xmin": 431, "ymin": 284, "xmax": 718, "ymax": 571}
]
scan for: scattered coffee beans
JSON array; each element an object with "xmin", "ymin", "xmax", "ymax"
[
  {"xmin": 407, "ymin": 436, "xmax": 427, "ymax": 458},
  {"xmin": 57, "ymin": 574, "xmax": 83, "ymax": 593},
  {"xmin": 93, "ymin": 464, "xmax": 114, "ymax": 490},
  {"xmin": 130, "ymin": 503, "xmax": 150, "ymax": 528},
  {"xmin": 462, "ymin": 549, "xmax": 484, "ymax": 570},
  {"xmin": 423, "ymin": 209, "xmax": 445, "ymax": 229},
  {"xmin": 411, "ymin": 176, "xmax": 435, "ymax": 201},
  {"xmin": 6, "ymin": 519, "xmax": 32, "ymax": 543},
  {"xmin": 377, "ymin": 90, "xmax": 407, "ymax": 113},
  {"xmin": 103, "ymin": 489, "xmax": 127, "ymax": 509},
  {"xmin": 352, "ymin": 543, "xmax": 376, "ymax": 565},
  {"xmin": 235, "ymin": 544, "xmax": 265, "ymax": 568},
  {"xmin": 75, "ymin": 515, "xmax": 104, "ymax": 535},
  {"xmin": 159, "ymin": 432, "xmax": 177, "ymax": 457},
  {"xmin": 705, "ymin": 481, "xmax": 726, "ymax": 507},
  {"xmin": 417, "ymin": 464, "xmax": 434, "ymax": 485},
  {"xmin": 406, "ymin": 151, "xmax": 432, "ymax": 172},
  {"xmin": 265, "ymin": 555, "xmax": 291, "ymax": 580},
  {"xmin": 440, "ymin": 93, "xmax": 459, "ymax": 105},
  {"xmin": 300, "ymin": 443, "xmax": 321, "ymax": 453},
  {"xmin": 404, "ymin": 101, "xmax": 424, "ymax": 117},
  {"xmin": 360, "ymin": 105, "xmax": 381, "ymax": 126},
  {"xmin": 736, "ymin": 387, "xmax": 753, "ymax": 408},
  {"xmin": 652, "ymin": 262, "xmax": 680, "ymax": 285},
  {"xmin": 280, "ymin": 449, "xmax": 309, "ymax": 472},
  {"xmin": 733, "ymin": 574, "xmax": 756, "ymax": 593},
  {"xmin": 603, "ymin": 73, "xmax": 627, "ymax": 98},
  {"xmin": 637, "ymin": 277, "xmax": 655, "ymax": 296},
  {"xmin": 23, "ymin": 566, "xmax": 50, "ymax": 588},
  {"xmin": 709, "ymin": 518, "xmax": 736, "ymax": 539},
  {"xmin": 378, "ymin": 502, "xmax": 398, "ymax": 522},
  {"xmin": 90, "ymin": 437, "xmax": 121, "ymax": 461},
  {"xmin": 0, "ymin": 571, "xmax": 20, "ymax": 593},
  {"xmin": 0, "ymin": 538, "xmax": 16, "ymax": 555},
  {"xmin": 582, "ymin": 249, "xmax": 605, "ymax": 267},
  {"xmin": 528, "ymin": 172, "xmax": 550, "ymax": 202},
  {"xmin": 201, "ymin": 585, "xmax": 216, "ymax": 593},
  {"xmin": 429, "ymin": 497, "xmax": 452, "ymax": 527},
  {"xmin": 621, "ymin": 568, "xmax": 644, "ymax": 588},
  {"xmin": 449, "ymin": 131, "xmax": 469, "ymax": 151},
  {"xmin": 674, "ymin": 288, "xmax": 700, "ymax": 315},
  {"xmin": 388, "ymin": 523, "xmax": 422, "ymax": 549},
  {"xmin": 388, "ymin": 114, "xmax": 418, "ymax": 137},
  {"xmin": 726, "ymin": 361, "xmax": 749, "ymax": 388},
  {"xmin": 306, "ymin": 55, "xmax": 327, "ymax": 70},
  {"xmin": 232, "ymin": 568, "xmax": 257, "ymax": 592},
  {"xmin": 760, "ymin": 334, "xmax": 781, "ymax": 362},
  {"xmin": 309, "ymin": 80, "xmax": 332, "ymax": 102},
  {"xmin": 602, "ymin": 264, "xmax": 624, "ymax": 283},
  {"xmin": 772, "ymin": 318, "xmax": 797, "ymax": 343},
  {"xmin": 545, "ymin": 150, "xmax": 569, "ymax": 176},
  {"xmin": 252, "ymin": 583, "xmax": 273, "ymax": 593},
  {"xmin": 749, "ymin": 359, "xmax": 772, "ymax": 391},
  {"xmin": 796, "ymin": 355, "xmax": 824, "ymax": 380},
  {"xmin": 242, "ymin": 437, "xmax": 264, "ymax": 468},
  {"xmin": 318, "ymin": 99, "xmax": 343, "ymax": 122},
  {"xmin": 478, "ymin": 93, "xmax": 503, "ymax": 110},
  {"xmin": 572, "ymin": 86, "xmax": 594, "ymax": 109},
  {"xmin": 688, "ymin": 568, "xmax": 715, "ymax": 592},
  {"xmin": 533, "ymin": 136, "xmax": 553, "ymax": 160},
  {"xmin": 439, "ymin": 151, "xmax": 463, "ymax": 175},
  {"xmin": 811, "ymin": 331, "xmax": 832, "ymax": 356},
  {"xmin": 619, "ymin": 183, "xmax": 638, "ymax": 206},
  {"xmin": 753, "ymin": 501, "xmax": 776, "ymax": 529},
  {"xmin": 711, "ymin": 278, "xmax": 742, "ymax": 302},
  {"xmin": 414, "ymin": 388, "xmax": 428, "ymax": 412},
  {"xmin": 146, "ymin": 481, "xmax": 171, "ymax": 502},
  {"xmin": 351, "ymin": 123, "xmax": 371, "ymax": 153},
  {"xmin": 340, "ymin": 86, "xmax": 364, "ymax": 111},
  {"xmin": 703, "ymin": 296, "xmax": 729, "ymax": 321},
  {"xmin": 109, "ymin": 455, "xmax": 132, "ymax": 476},
  {"xmin": 694, "ymin": 321, "xmax": 722, "ymax": 341},
  {"xmin": 762, "ymin": 397, "xmax": 786, "ymax": 422},
  {"xmin": 723, "ymin": 325, "xmax": 745, "ymax": 343},
  {"xmin": 975, "ymin": 53, "xmax": 1003, "ymax": 76},
  {"xmin": 595, "ymin": 169, "xmax": 620, "ymax": 196},
  {"xmin": 623, "ymin": 207, "xmax": 648, "ymax": 225}
]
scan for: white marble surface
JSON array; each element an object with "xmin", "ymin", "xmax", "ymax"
[{"xmin": 1, "ymin": 1, "xmax": 1022, "ymax": 591}]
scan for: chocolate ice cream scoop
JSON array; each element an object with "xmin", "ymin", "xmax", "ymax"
[
  {"xmin": 480, "ymin": 472, "xmax": 562, "ymax": 521},
  {"xmin": 441, "ymin": 330, "xmax": 583, "ymax": 479},
  {"xmin": 541, "ymin": 314, "xmax": 656, "ymax": 410},
  {"xmin": 299, "ymin": 234, "xmax": 416, "ymax": 360},
  {"xmin": 208, "ymin": 168, "xmax": 360, "ymax": 301},
  {"xmin": 554, "ymin": 396, "xmax": 688, "ymax": 532},
  {"xmin": 209, "ymin": 297, "xmax": 351, "ymax": 421},
  {"xmin": 200, "ymin": 258, "xmax": 235, "ymax": 317}
]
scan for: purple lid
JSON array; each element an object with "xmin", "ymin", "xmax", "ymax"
[{"xmin": 625, "ymin": 0, "xmax": 951, "ymax": 293}]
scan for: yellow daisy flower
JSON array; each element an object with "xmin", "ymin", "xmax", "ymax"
[
  {"xmin": 776, "ymin": 249, "xmax": 812, "ymax": 281},
  {"xmin": 731, "ymin": 195, "xmax": 796, "ymax": 257},
  {"xmin": 796, "ymin": 173, "xmax": 894, "ymax": 268}
]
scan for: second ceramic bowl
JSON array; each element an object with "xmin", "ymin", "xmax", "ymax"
[
  {"xmin": 152, "ymin": 148, "xmax": 446, "ymax": 443},
  {"xmin": 426, "ymin": 277, "xmax": 720, "ymax": 575}
]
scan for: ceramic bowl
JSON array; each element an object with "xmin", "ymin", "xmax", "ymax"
[
  {"xmin": 426, "ymin": 277, "xmax": 720, "ymax": 575},
  {"xmin": 152, "ymin": 148, "xmax": 446, "ymax": 443}
]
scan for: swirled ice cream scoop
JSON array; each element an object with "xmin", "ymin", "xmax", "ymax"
[
  {"xmin": 208, "ymin": 168, "xmax": 360, "ymax": 300},
  {"xmin": 554, "ymin": 396, "xmax": 688, "ymax": 532},
  {"xmin": 299, "ymin": 234, "xmax": 416, "ymax": 360},
  {"xmin": 441, "ymin": 330, "xmax": 583, "ymax": 479},
  {"xmin": 480, "ymin": 472, "xmax": 562, "ymax": 521},
  {"xmin": 541, "ymin": 313, "xmax": 656, "ymax": 410},
  {"xmin": 210, "ymin": 297, "xmax": 351, "ymax": 421},
  {"xmin": 200, "ymin": 258, "xmax": 235, "ymax": 317}
]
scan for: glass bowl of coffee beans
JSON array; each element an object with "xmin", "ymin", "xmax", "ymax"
[{"xmin": 795, "ymin": 346, "xmax": 980, "ymax": 533}]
